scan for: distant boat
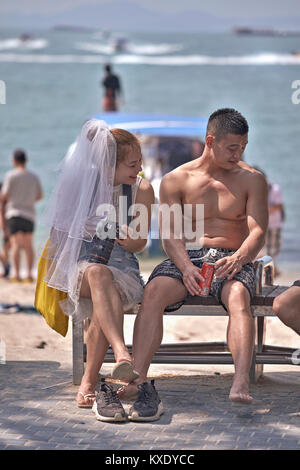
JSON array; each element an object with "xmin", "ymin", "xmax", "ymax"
[
  {"xmin": 112, "ymin": 37, "xmax": 128, "ymax": 53},
  {"xmin": 19, "ymin": 33, "xmax": 33, "ymax": 42},
  {"xmin": 233, "ymin": 27, "xmax": 300, "ymax": 37}
]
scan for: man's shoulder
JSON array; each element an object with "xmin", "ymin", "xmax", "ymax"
[
  {"xmin": 3, "ymin": 168, "xmax": 18, "ymax": 179},
  {"xmin": 237, "ymin": 162, "xmax": 266, "ymax": 183},
  {"xmin": 162, "ymin": 163, "xmax": 191, "ymax": 182},
  {"xmin": 2, "ymin": 168, "xmax": 20, "ymax": 185}
]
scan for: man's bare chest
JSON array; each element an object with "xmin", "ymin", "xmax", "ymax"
[{"xmin": 182, "ymin": 178, "xmax": 247, "ymax": 220}]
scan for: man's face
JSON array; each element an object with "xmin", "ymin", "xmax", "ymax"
[
  {"xmin": 210, "ymin": 133, "xmax": 248, "ymax": 170},
  {"xmin": 114, "ymin": 147, "xmax": 143, "ymax": 186}
]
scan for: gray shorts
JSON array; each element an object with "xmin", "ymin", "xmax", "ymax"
[
  {"xmin": 292, "ymin": 280, "xmax": 300, "ymax": 288},
  {"xmin": 147, "ymin": 247, "xmax": 256, "ymax": 312}
]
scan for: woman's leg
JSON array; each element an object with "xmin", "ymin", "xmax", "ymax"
[{"xmin": 77, "ymin": 263, "xmax": 130, "ymax": 405}]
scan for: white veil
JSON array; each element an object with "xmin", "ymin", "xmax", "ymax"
[{"xmin": 41, "ymin": 119, "xmax": 117, "ymax": 293}]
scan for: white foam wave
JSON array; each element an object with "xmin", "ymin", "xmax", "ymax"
[
  {"xmin": 127, "ymin": 43, "xmax": 183, "ymax": 54},
  {"xmin": 75, "ymin": 42, "xmax": 113, "ymax": 54},
  {"xmin": 114, "ymin": 53, "xmax": 300, "ymax": 66},
  {"xmin": 0, "ymin": 52, "xmax": 300, "ymax": 65},
  {"xmin": 0, "ymin": 38, "xmax": 48, "ymax": 51},
  {"xmin": 75, "ymin": 41, "xmax": 183, "ymax": 55}
]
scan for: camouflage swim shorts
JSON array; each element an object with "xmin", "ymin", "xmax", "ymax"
[{"xmin": 147, "ymin": 247, "xmax": 256, "ymax": 312}]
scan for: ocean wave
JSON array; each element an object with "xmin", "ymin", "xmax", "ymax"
[
  {"xmin": 0, "ymin": 38, "xmax": 48, "ymax": 51},
  {"xmin": 114, "ymin": 53, "xmax": 300, "ymax": 65},
  {"xmin": 75, "ymin": 41, "xmax": 183, "ymax": 55},
  {"xmin": 0, "ymin": 52, "xmax": 299, "ymax": 65}
]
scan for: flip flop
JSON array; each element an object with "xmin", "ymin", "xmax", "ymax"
[
  {"xmin": 111, "ymin": 360, "xmax": 139, "ymax": 382},
  {"xmin": 76, "ymin": 391, "xmax": 96, "ymax": 408}
]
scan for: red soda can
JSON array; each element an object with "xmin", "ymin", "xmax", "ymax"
[{"xmin": 198, "ymin": 262, "xmax": 215, "ymax": 296}]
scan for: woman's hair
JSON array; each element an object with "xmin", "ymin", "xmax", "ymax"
[{"xmin": 110, "ymin": 128, "xmax": 141, "ymax": 164}]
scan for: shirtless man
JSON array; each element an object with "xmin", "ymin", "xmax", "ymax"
[{"xmin": 121, "ymin": 108, "xmax": 268, "ymax": 421}]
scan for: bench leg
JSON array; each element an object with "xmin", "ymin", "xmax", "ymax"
[
  {"xmin": 250, "ymin": 316, "xmax": 266, "ymax": 384},
  {"xmin": 72, "ymin": 318, "xmax": 84, "ymax": 385}
]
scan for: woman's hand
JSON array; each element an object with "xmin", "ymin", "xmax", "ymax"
[
  {"xmin": 115, "ymin": 224, "xmax": 142, "ymax": 252},
  {"xmin": 182, "ymin": 263, "xmax": 205, "ymax": 296}
]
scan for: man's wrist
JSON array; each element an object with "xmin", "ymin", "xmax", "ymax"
[{"xmin": 233, "ymin": 252, "xmax": 251, "ymax": 266}]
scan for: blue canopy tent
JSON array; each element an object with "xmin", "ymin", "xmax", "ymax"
[
  {"xmin": 92, "ymin": 112, "xmax": 208, "ymax": 138},
  {"xmin": 92, "ymin": 112, "xmax": 207, "ymax": 178}
]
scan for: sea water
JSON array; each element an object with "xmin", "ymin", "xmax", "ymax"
[{"xmin": 0, "ymin": 28, "xmax": 299, "ymax": 266}]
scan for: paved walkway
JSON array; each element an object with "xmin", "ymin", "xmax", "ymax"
[{"xmin": 0, "ymin": 360, "xmax": 299, "ymax": 450}]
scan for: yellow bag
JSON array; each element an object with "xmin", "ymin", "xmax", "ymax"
[{"xmin": 34, "ymin": 239, "xmax": 69, "ymax": 337}]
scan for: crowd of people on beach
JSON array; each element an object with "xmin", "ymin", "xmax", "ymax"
[{"xmin": 0, "ymin": 107, "xmax": 299, "ymax": 424}]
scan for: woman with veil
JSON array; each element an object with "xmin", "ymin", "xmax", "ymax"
[{"xmin": 40, "ymin": 119, "xmax": 154, "ymax": 413}]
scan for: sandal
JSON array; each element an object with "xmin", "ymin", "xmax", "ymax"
[
  {"xmin": 111, "ymin": 360, "xmax": 139, "ymax": 382},
  {"xmin": 76, "ymin": 391, "xmax": 96, "ymax": 408}
]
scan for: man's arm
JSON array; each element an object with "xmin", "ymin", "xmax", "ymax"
[
  {"xmin": 159, "ymin": 172, "xmax": 203, "ymax": 295},
  {"xmin": 215, "ymin": 172, "xmax": 269, "ymax": 280},
  {"xmin": 0, "ymin": 193, "xmax": 8, "ymax": 236}
]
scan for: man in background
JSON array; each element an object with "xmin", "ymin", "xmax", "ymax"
[
  {"xmin": 0, "ymin": 149, "xmax": 43, "ymax": 282},
  {"xmin": 101, "ymin": 64, "xmax": 123, "ymax": 112},
  {"xmin": 0, "ymin": 183, "xmax": 10, "ymax": 278},
  {"xmin": 266, "ymin": 181, "xmax": 285, "ymax": 277}
]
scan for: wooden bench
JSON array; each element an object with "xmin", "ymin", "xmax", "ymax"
[{"xmin": 72, "ymin": 256, "xmax": 298, "ymax": 385}]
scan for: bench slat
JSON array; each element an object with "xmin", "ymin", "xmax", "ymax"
[{"xmin": 264, "ymin": 285, "xmax": 289, "ymax": 306}]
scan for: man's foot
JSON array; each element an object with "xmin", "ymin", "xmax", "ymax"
[
  {"xmin": 229, "ymin": 379, "xmax": 253, "ymax": 404},
  {"xmin": 128, "ymin": 379, "xmax": 164, "ymax": 422},
  {"xmin": 117, "ymin": 382, "xmax": 139, "ymax": 401},
  {"xmin": 111, "ymin": 359, "xmax": 139, "ymax": 382},
  {"xmin": 92, "ymin": 378, "xmax": 126, "ymax": 422}
]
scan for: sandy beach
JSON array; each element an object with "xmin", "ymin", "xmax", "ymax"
[{"xmin": 1, "ymin": 260, "xmax": 299, "ymax": 375}]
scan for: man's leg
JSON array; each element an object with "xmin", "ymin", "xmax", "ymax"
[
  {"xmin": 76, "ymin": 264, "xmax": 130, "ymax": 406},
  {"xmin": 273, "ymin": 286, "xmax": 300, "ymax": 335},
  {"xmin": 118, "ymin": 276, "xmax": 187, "ymax": 399},
  {"xmin": 9, "ymin": 232, "xmax": 22, "ymax": 280},
  {"xmin": 23, "ymin": 232, "xmax": 34, "ymax": 280},
  {"xmin": 221, "ymin": 280, "xmax": 255, "ymax": 404}
]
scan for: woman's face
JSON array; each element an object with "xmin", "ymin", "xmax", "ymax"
[{"xmin": 114, "ymin": 147, "xmax": 143, "ymax": 186}]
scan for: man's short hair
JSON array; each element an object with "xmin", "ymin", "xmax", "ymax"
[
  {"xmin": 13, "ymin": 148, "xmax": 27, "ymax": 165},
  {"xmin": 206, "ymin": 108, "xmax": 249, "ymax": 141},
  {"xmin": 105, "ymin": 64, "xmax": 111, "ymax": 73}
]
